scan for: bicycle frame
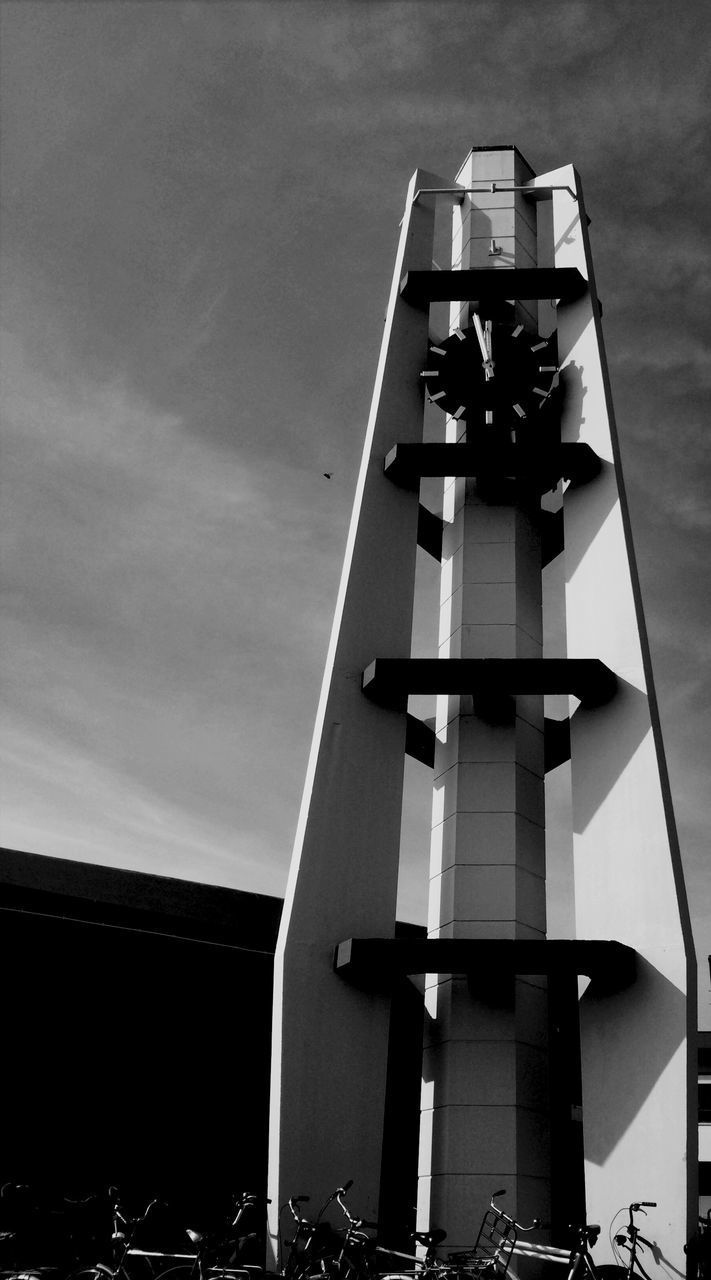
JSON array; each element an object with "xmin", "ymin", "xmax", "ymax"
[{"xmin": 612, "ymin": 1202, "xmax": 658, "ymax": 1280}]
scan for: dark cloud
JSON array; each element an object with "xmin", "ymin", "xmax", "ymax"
[{"xmin": 1, "ymin": 0, "xmax": 709, "ymax": 1014}]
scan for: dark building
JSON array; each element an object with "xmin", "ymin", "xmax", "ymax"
[
  {"xmin": 1, "ymin": 847, "xmax": 281, "ymax": 1212},
  {"xmin": 1, "ymin": 848, "xmax": 707, "ymax": 1236},
  {"xmin": 0, "ymin": 847, "xmax": 423, "ymax": 1239}
]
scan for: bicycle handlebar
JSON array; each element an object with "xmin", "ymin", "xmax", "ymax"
[
  {"xmin": 627, "ymin": 1201, "xmax": 656, "ymax": 1228},
  {"xmin": 489, "ymin": 1189, "xmax": 540, "ymax": 1234},
  {"xmin": 229, "ymin": 1191, "xmax": 271, "ymax": 1229},
  {"xmin": 330, "ymin": 1184, "xmax": 378, "ymax": 1238},
  {"xmin": 315, "ymin": 1180, "xmax": 354, "ymax": 1223},
  {"xmin": 287, "ymin": 1196, "xmax": 311, "ymax": 1225}
]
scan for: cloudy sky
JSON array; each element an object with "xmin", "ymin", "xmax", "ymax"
[{"xmin": 1, "ymin": 1, "xmax": 709, "ymax": 1012}]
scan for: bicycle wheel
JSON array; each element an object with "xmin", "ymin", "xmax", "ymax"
[
  {"xmin": 2, "ymin": 1273, "xmax": 52, "ymax": 1280},
  {"xmin": 66, "ymin": 1268, "xmax": 114, "ymax": 1280},
  {"xmin": 149, "ymin": 1267, "xmax": 196, "ymax": 1280},
  {"xmin": 67, "ymin": 1261, "xmax": 156, "ymax": 1280}
]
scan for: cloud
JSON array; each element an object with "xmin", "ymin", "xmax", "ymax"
[
  {"xmin": 0, "ymin": 719, "xmax": 286, "ymax": 893},
  {"xmin": 1, "ymin": 312, "xmax": 346, "ymax": 886},
  {"xmin": 1, "ymin": 0, "xmax": 709, "ymax": 1014}
]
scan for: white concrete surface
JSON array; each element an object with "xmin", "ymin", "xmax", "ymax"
[
  {"xmin": 419, "ymin": 147, "xmax": 551, "ymax": 1245},
  {"xmin": 269, "ymin": 148, "xmax": 696, "ymax": 1275},
  {"xmin": 267, "ymin": 167, "xmax": 451, "ymax": 1262},
  {"xmin": 531, "ymin": 163, "xmax": 697, "ymax": 1267}
]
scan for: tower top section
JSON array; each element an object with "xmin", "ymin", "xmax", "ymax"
[{"xmin": 456, "ymin": 143, "xmax": 535, "ymax": 181}]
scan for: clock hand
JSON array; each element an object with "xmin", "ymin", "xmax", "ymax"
[
  {"xmin": 484, "ymin": 320, "xmax": 495, "ymax": 378},
  {"xmin": 472, "ymin": 314, "xmax": 495, "ymax": 380}
]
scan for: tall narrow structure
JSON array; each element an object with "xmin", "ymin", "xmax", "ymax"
[
  {"xmin": 268, "ymin": 147, "xmax": 696, "ymax": 1273},
  {"xmin": 420, "ymin": 147, "xmax": 554, "ymax": 1245}
]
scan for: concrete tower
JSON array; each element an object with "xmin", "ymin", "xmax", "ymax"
[
  {"xmin": 419, "ymin": 145, "xmax": 555, "ymax": 1246},
  {"xmin": 268, "ymin": 147, "xmax": 696, "ymax": 1275}
]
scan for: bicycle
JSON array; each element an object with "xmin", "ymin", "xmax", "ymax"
[
  {"xmin": 150, "ymin": 1192, "xmax": 270, "ymax": 1280},
  {"xmin": 375, "ymin": 1226, "xmax": 447, "ymax": 1280},
  {"xmin": 333, "ymin": 1186, "xmax": 536, "ymax": 1280},
  {"xmin": 313, "ymin": 1184, "xmax": 378, "ymax": 1280},
  {"xmin": 0, "ymin": 1184, "xmax": 112, "ymax": 1280},
  {"xmin": 279, "ymin": 1185, "xmax": 360, "ymax": 1280},
  {"xmin": 609, "ymin": 1204, "xmax": 659, "ymax": 1280},
  {"xmin": 443, "ymin": 1190, "xmax": 541, "ymax": 1280},
  {"xmin": 66, "ymin": 1193, "xmax": 165, "ymax": 1280},
  {"xmin": 685, "ymin": 1211, "xmax": 711, "ymax": 1280},
  {"xmin": 509, "ymin": 1200, "xmax": 658, "ymax": 1280}
]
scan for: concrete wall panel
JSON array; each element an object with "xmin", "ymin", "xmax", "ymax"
[
  {"xmin": 532, "ymin": 163, "xmax": 697, "ymax": 1262},
  {"xmin": 268, "ymin": 168, "xmax": 452, "ymax": 1252}
]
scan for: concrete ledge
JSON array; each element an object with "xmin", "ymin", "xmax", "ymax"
[
  {"xmin": 399, "ymin": 267, "xmax": 587, "ymax": 307},
  {"xmin": 334, "ymin": 937, "xmax": 636, "ymax": 995},
  {"xmin": 541, "ymin": 508, "xmax": 564, "ymax": 567},
  {"xmin": 384, "ymin": 442, "xmax": 601, "ymax": 492},
  {"xmin": 417, "ymin": 503, "xmax": 444, "ymax": 560},
  {"xmin": 405, "ymin": 714, "xmax": 570, "ymax": 773},
  {"xmin": 544, "ymin": 716, "xmax": 571, "ymax": 771},
  {"xmin": 363, "ymin": 657, "xmax": 617, "ymax": 712},
  {"xmin": 405, "ymin": 712, "xmax": 437, "ymax": 767}
]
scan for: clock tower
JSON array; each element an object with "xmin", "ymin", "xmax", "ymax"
[{"xmin": 268, "ymin": 147, "xmax": 696, "ymax": 1272}]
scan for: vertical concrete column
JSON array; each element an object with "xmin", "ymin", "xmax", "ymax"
[
  {"xmin": 530, "ymin": 164, "xmax": 696, "ymax": 1266},
  {"xmin": 268, "ymin": 169, "xmax": 451, "ymax": 1261},
  {"xmin": 418, "ymin": 149, "xmax": 551, "ymax": 1246}
]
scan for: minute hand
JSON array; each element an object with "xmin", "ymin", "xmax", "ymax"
[{"xmin": 472, "ymin": 314, "xmax": 495, "ymax": 379}]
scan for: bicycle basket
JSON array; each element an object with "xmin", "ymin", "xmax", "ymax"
[{"xmin": 454, "ymin": 1206, "xmax": 517, "ymax": 1278}]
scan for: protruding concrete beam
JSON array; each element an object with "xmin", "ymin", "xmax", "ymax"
[
  {"xmin": 399, "ymin": 266, "xmax": 587, "ymax": 307},
  {"xmin": 334, "ymin": 937, "xmax": 636, "ymax": 995},
  {"xmin": 384, "ymin": 442, "xmax": 601, "ymax": 492},
  {"xmin": 405, "ymin": 713, "xmax": 570, "ymax": 774},
  {"xmin": 404, "ymin": 713, "xmax": 437, "ymax": 767},
  {"xmin": 417, "ymin": 503, "xmax": 444, "ymax": 561},
  {"xmin": 362, "ymin": 657, "xmax": 617, "ymax": 711},
  {"xmin": 544, "ymin": 715, "xmax": 571, "ymax": 771},
  {"xmin": 540, "ymin": 508, "xmax": 564, "ymax": 567}
]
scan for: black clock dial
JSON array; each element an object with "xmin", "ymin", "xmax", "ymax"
[{"xmin": 421, "ymin": 319, "xmax": 559, "ymax": 427}]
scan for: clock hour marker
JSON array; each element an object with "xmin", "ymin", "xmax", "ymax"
[
  {"xmin": 539, "ymin": 366, "xmax": 557, "ymax": 372},
  {"xmin": 513, "ymin": 403, "xmax": 526, "ymax": 418},
  {"xmin": 512, "ymin": 324, "xmax": 524, "ymax": 338},
  {"xmin": 533, "ymin": 387, "xmax": 549, "ymax": 398},
  {"xmin": 430, "ymin": 346, "xmax": 447, "ymax": 355},
  {"xmin": 453, "ymin": 405, "xmax": 466, "ymax": 419},
  {"xmin": 420, "ymin": 370, "xmax": 440, "ymax": 377},
  {"xmin": 485, "ymin": 410, "xmax": 493, "ymax": 425},
  {"xmin": 429, "ymin": 390, "xmax": 446, "ymax": 402},
  {"xmin": 453, "ymin": 328, "xmax": 466, "ymax": 341},
  {"xmin": 531, "ymin": 341, "xmax": 547, "ymax": 352}
]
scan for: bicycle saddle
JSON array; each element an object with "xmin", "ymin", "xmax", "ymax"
[
  {"xmin": 413, "ymin": 1229, "xmax": 447, "ymax": 1247},
  {"xmin": 568, "ymin": 1224, "xmax": 600, "ymax": 1244}
]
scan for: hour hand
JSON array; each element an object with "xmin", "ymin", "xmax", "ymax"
[{"xmin": 472, "ymin": 314, "xmax": 495, "ymax": 380}]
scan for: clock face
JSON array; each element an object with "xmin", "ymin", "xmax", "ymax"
[{"xmin": 421, "ymin": 317, "xmax": 559, "ymax": 428}]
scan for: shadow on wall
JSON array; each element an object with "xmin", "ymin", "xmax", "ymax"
[
  {"xmin": 563, "ymin": 459, "xmax": 619, "ymax": 578},
  {"xmin": 570, "ymin": 677, "xmax": 649, "ymax": 835},
  {"xmin": 559, "ymin": 359, "xmax": 586, "ymax": 444},
  {"xmin": 579, "ymin": 956, "xmax": 687, "ymax": 1166},
  {"xmin": 553, "ymin": 207, "xmax": 581, "ymax": 260}
]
